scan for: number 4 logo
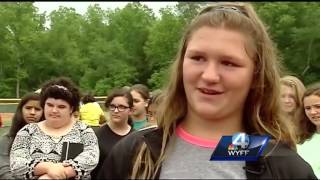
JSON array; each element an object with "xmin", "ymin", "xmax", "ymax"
[{"xmin": 232, "ymin": 133, "xmax": 249, "ymax": 149}]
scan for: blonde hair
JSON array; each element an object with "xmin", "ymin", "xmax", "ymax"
[
  {"xmin": 280, "ymin": 75, "xmax": 306, "ymax": 142},
  {"xmin": 280, "ymin": 75, "xmax": 306, "ymax": 115},
  {"xmin": 131, "ymin": 2, "xmax": 297, "ymax": 178}
]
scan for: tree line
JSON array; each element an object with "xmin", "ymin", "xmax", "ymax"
[{"xmin": 0, "ymin": 2, "xmax": 319, "ymax": 98}]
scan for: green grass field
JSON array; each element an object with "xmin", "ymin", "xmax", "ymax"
[{"xmin": 0, "ymin": 119, "xmax": 11, "ymax": 136}]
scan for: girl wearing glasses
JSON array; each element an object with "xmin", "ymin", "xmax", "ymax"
[
  {"xmin": 92, "ymin": 88, "xmax": 135, "ymax": 178},
  {"xmin": 102, "ymin": 2, "xmax": 316, "ymax": 179}
]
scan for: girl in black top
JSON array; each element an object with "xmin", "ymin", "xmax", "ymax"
[{"xmin": 92, "ymin": 88, "xmax": 135, "ymax": 178}]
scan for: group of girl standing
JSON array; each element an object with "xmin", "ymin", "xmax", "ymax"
[
  {"xmin": 280, "ymin": 75, "xmax": 320, "ymax": 178},
  {"xmin": 0, "ymin": 78, "xmax": 156, "ymax": 179}
]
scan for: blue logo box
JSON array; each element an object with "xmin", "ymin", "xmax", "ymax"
[{"xmin": 210, "ymin": 133, "xmax": 270, "ymax": 161}]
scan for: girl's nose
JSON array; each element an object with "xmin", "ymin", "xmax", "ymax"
[{"xmin": 201, "ymin": 62, "xmax": 221, "ymax": 83}]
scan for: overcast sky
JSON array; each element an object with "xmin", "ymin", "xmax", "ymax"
[{"xmin": 33, "ymin": 1, "xmax": 178, "ymax": 16}]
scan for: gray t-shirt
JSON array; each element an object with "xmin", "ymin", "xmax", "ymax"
[{"xmin": 160, "ymin": 131, "xmax": 246, "ymax": 179}]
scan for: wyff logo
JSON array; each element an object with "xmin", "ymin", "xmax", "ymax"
[
  {"xmin": 227, "ymin": 133, "xmax": 250, "ymax": 156},
  {"xmin": 210, "ymin": 133, "xmax": 270, "ymax": 161}
]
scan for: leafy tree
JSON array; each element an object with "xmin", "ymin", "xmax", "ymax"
[
  {"xmin": 0, "ymin": 2, "xmax": 45, "ymax": 97},
  {"xmin": 0, "ymin": 2, "xmax": 319, "ymax": 98},
  {"xmin": 46, "ymin": 7, "xmax": 85, "ymax": 82},
  {"xmin": 145, "ymin": 2, "xmax": 203, "ymax": 90},
  {"xmin": 107, "ymin": 2, "xmax": 156, "ymax": 84},
  {"xmin": 256, "ymin": 2, "xmax": 320, "ymax": 85}
]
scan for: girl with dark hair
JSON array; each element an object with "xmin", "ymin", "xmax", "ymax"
[
  {"xmin": 10, "ymin": 77, "xmax": 99, "ymax": 179},
  {"xmin": 297, "ymin": 83, "xmax": 320, "ymax": 178},
  {"xmin": 130, "ymin": 84, "xmax": 150, "ymax": 130},
  {"xmin": 0, "ymin": 93, "xmax": 43, "ymax": 179},
  {"xmin": 92, "ymin": 88, "xmax": 135, "ymax": 178}
]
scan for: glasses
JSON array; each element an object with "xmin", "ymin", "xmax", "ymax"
[{"xmin": 109, "ymin": 104, "xmax": 129, "ymax": 112}]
